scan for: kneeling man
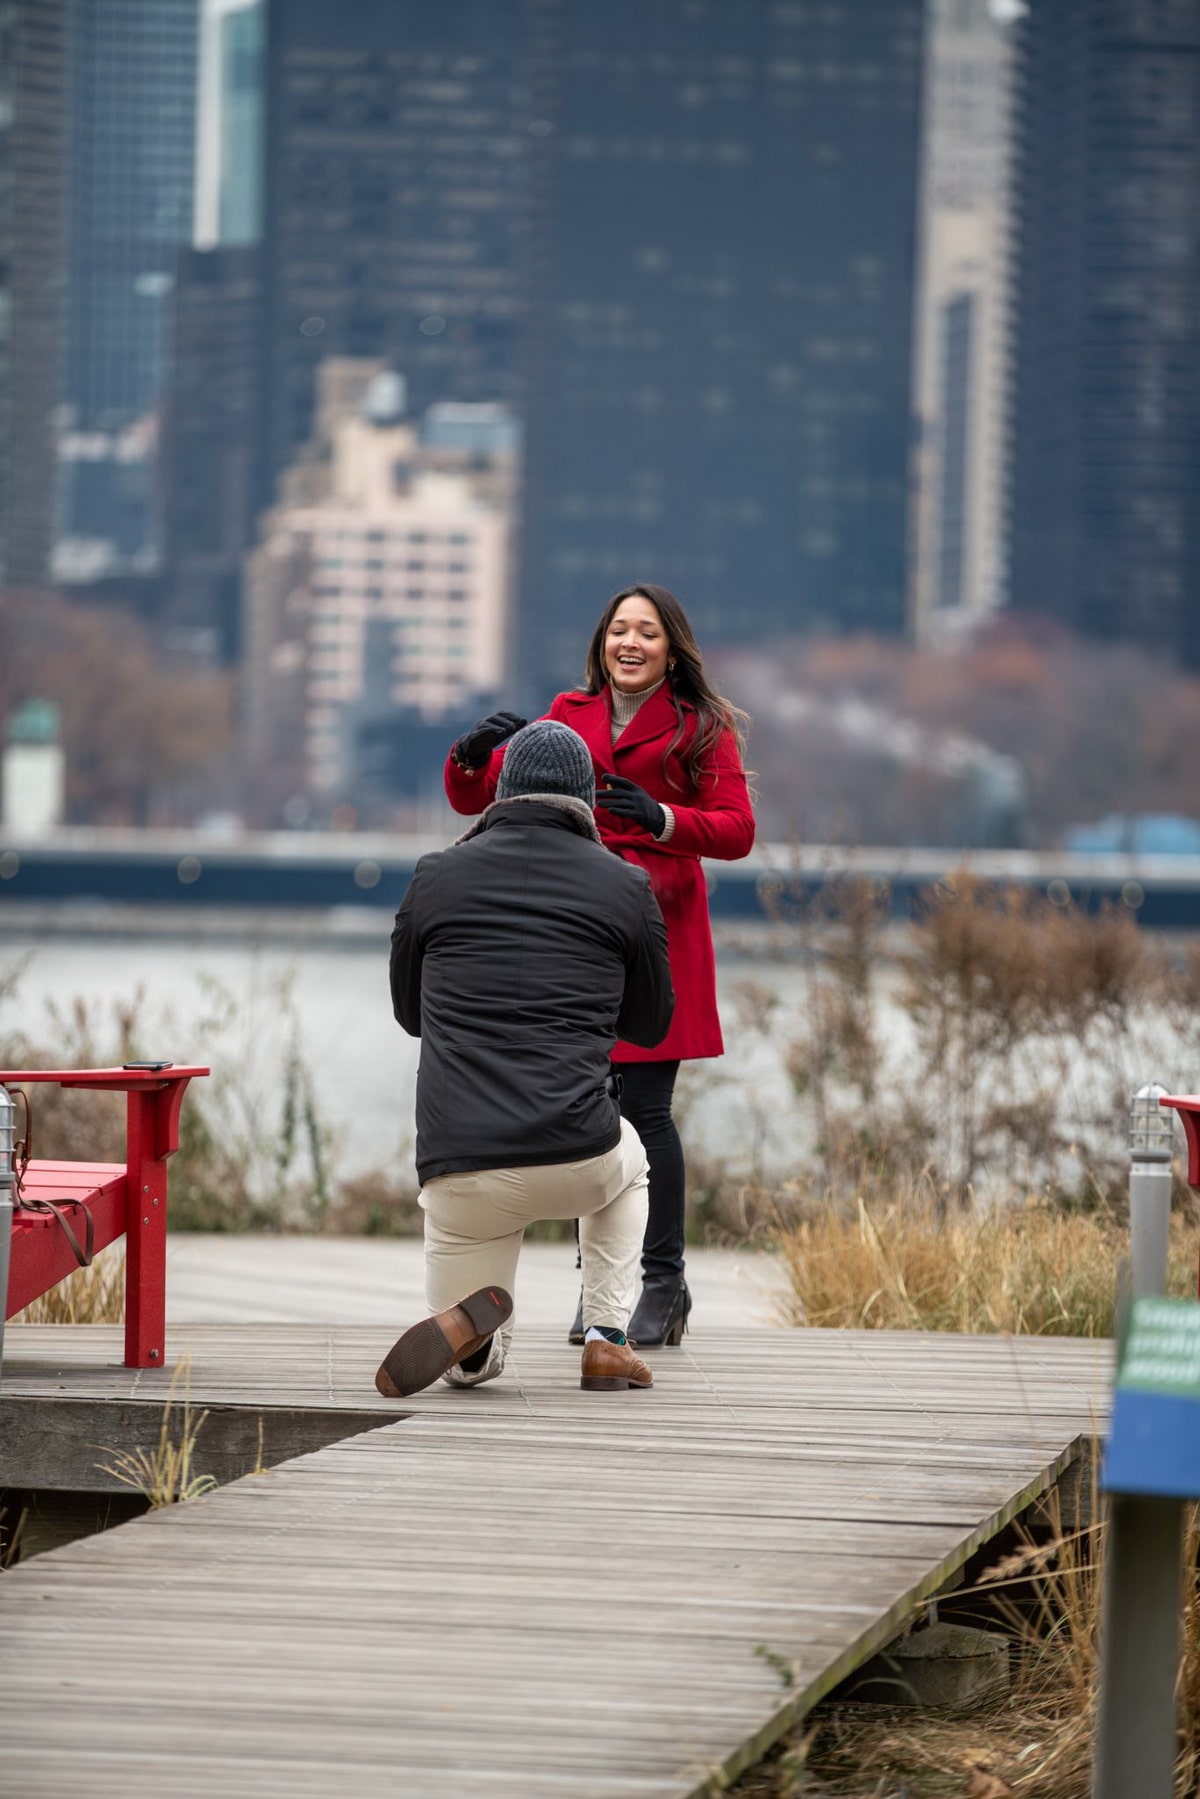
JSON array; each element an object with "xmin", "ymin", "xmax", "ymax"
[{"xmin": 376, "ymin": 719, "xmax": 674, "ymax": 1398}]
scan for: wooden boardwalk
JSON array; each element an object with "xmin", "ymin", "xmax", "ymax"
[{"xmin": 0, "ymin": 1315, "xmax": 1110, "ymax": 1798}]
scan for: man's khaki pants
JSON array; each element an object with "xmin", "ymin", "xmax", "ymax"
[{"xmin": 421, "ymin": 1118, "xmax": 649, "ymax": 1351}]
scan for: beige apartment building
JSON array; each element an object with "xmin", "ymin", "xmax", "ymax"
[{"xmin": 244, "ymin": 361, "xmax": 517, "ymax": 818}]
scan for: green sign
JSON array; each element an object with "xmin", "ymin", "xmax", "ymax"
[
  {"xmin": 1117, "ymin": 1297, "xmax": 1200, "ymax": 1400},
  {"xmin": 7, "ymin": 699, "xmax": 60, "ymax": 746}
]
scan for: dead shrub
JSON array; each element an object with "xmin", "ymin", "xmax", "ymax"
[
  {"xmin": 0, "ymin": 969, "xmax": 338, "ymax": 1233},
  {"xmin": 772, "ymin": 871, "xmax": 1200, "ymax": 1209},
  {"xmin": 325, "ymin": 1165, "xmax": 423, "ymax": 1237}
]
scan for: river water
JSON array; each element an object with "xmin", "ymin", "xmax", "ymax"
[
  {"xmin": 0, "ymin": 914, "xmax": 810, "ymax": 1182},
  {"xmin": 7, "ymin": 908, "xmax": 1188, "ymax": 1202}
]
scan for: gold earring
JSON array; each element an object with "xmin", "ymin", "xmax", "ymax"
[{"xmin": 668, "ymin": 657, "xmax": 676, "ymax": 672}]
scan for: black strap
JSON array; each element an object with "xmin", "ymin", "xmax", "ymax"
[
  {"xmin": 8, "ymin": 1084, "xmax": 95, "ymax": 1267},
  {"xmin": 15, "ymin": 1194, "xmax": 95, "ymax": 1269},
  {"xmin": 11, "ymin": 1085, "xmax": 30, "ymax": 1197}
]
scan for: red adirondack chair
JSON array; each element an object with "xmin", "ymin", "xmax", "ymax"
[{"xmin": 2, "ymin": 1066, "xmax": 208, "ymax": 1367}]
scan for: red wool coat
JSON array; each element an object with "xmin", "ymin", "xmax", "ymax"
[{"xmin": 443, "ymin": 685, "xmax": 756, "ymax": 1063}]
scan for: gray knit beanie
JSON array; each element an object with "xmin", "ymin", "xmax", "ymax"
[{"xmin": 496, "ymin": 720, "xmax": 595, "ymax": 809}]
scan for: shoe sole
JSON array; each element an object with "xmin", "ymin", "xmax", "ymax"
[
  {"xmin": 376, "ymin": 1287, "xmax": 513, "ymax": 1399},
  {"xmin": 580, "ymin": 1375, "xmax": 653, "ymax": 1391}
]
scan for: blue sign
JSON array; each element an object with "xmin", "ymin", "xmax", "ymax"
[{"xmin": 1101, "ymin": 1297, "xmax": 1200, "ymax": 1500}]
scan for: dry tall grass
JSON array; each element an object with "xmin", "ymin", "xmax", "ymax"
[
  {"xmin": 10, "ymin": 1244, "xmax": 125, "ymax": 1325},
  {"xmin": 774, "ymin": 1197, "xmax": 1200, "ymax": 1337}
]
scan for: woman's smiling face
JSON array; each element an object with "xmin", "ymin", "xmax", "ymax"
[{"xmin": 604, "ymin": 593, "xmax": 670, "ymax": 694}]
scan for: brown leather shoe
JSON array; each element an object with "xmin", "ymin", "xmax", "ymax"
[
  {"xmin": 375, "ymin": 1286, "xmax": 513, "ymax": 1399},
  {"xmin": 580, "ymin": 1339, "xmax": 653, "ymax": 1391}
]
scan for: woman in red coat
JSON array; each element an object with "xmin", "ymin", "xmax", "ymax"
[{"xmin": 444, "ymin": 584, "xmax": 755, "ymax": 1346}]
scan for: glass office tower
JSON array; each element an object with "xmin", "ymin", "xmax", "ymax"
[
  {"xmin": 0, "ymin": 0, "xmax": 68, "ymax": 586},
  {"xmin": 519, "ymin": 0, "xmax": 925, "ymax": 690},
  {"xmin": 1008, "ymin": 0, "xmax": 1200, "ymax": 665},
  {"xmin": 54, "ymin": 0, "xmax": 199, "ymax": 582},
  {"xmin": 257, "ymin": 0, "xmax": 925, "ymax": 693},
  {"xmin": 260, "ymin": 0, "xmax": 530, "ymax": 499}
]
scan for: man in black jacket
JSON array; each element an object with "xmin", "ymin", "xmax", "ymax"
[{"xmin": 376, "ymin": 719, "xmax": 675, "ymax": 1400}]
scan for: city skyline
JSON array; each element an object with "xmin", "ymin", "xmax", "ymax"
[{"xmin": 1, "ymin": 0, "xmax": 1199, "ymax": 831}]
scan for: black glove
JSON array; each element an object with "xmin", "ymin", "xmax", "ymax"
[
  {"xmin": 597, "ymin": 774, "xmax": 666, "ymax": 838},
  {"xmin": 451, "ymin": 710, "xmax": 527, "ymax": 771}
]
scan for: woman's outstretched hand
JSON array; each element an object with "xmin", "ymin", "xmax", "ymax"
[
  {"xmin": 451, "ymin": 710, "xmax": 527, "ymax": 771},
  {"xmin": 597, "ymin": 774, "xmax": 667, "ymax": 838}
]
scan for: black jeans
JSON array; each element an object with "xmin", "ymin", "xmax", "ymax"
[{"xmin": 618, "ymin": 1060, "xmax": 685, "ymax": 1280}]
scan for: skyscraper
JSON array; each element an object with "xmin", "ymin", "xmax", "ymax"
[
  {"xmin": 519, "ymin": 0, "xmax": 926, "ymax": 693},
  {"xmin": 53, "ymin": 0, "xmax": 199, "ymax": 584},
  {"xmin": 0, "ymin": 0, "xmax": 68, "ymax": 588},
  {"xmin": 219, "ymin": 2, "xmax": 263, "ymax": 245},
  {"xmin": 163, "ymin": 245, "xmax": 262, "ymax": 659},
  {"xmin": 1008, "ymin": 0, "xmax": 1200, "ymax": 665},
  {"xmin": 255, "ymin": 1, "xmax": 925, "ymax": 697},
  {"xmin": 260, "ymin": 0, "xmax": 531, "ymax": 502},
  {"xmin": 194, "ymin": 0, "xmax": 263, "ymax": 251},
  {"xmin": 169, "ymin": 0, "xmax": 263, "ymax": 658},
  {"xmin": 910, "ymin": 0, "xmax": 1014, "ymax": 642}
]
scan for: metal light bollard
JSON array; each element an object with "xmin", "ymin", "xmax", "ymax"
[
  {"xmin": 1129, "ymin": 1083, "xmax": 1173, "ymax": 1298},
  {"xmin": 0, "ymin": 1083, "xmax": 14, "ymax": 1383}
]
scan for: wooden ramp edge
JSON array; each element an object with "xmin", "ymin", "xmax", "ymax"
[{"xmin": 0, "ymin": 1328, "xmax": 1111, "ymax": 1799}]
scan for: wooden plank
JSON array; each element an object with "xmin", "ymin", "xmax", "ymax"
[
  {"xmin": 0, "ymin": 1394, "xmax": 386, "ymax": 1491},
  {"xmin": 0, "ymin": 1324, "xmax": 1109, "ymax": 1798},
  {"xmin": 160, "ymin": 1235, "xmax": 793, "ymax": 1331}
]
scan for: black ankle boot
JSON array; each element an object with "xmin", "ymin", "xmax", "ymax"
[
  {"xmin": 567, "ymin": 1289, "xmax": 585, "ymax": 1345},
  {"xmin": 628, "ymin": 1274, "xmax": 691, "ymax": 1348}
]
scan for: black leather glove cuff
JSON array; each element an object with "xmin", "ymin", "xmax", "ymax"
[{"xmin": 598, "ymin": 777, "xmax": 666, "ymax": 837}]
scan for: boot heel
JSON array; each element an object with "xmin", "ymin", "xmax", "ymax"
[{"xmin": 628, "ymin": 1274, "xmax": 690, "ymax": 1347}]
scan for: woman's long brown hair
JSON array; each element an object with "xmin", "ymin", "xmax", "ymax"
[{"xmin": 582, "ymin": 584, "xmax": 749, "ymax": 792}]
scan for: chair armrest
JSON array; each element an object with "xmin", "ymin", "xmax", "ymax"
[
  {"xmin": 1158, "ymin": 1096, "xmax": 1200, "ymax": 1187},
  {"xmin": 0, "ymin": 1067, "xmax": 209, "ymax": 1088}
]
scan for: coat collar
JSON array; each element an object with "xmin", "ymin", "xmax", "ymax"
[
  {"xmin": 556, "ymin": 690, "xmax": 617, "ymax": 774},
  {"xmin": 455, "ymin": 797, "xmax": 602, "ymax": 846},
  {"xmin": 559, "ymin": 684, "xmax": 685, "ymax": 761}
]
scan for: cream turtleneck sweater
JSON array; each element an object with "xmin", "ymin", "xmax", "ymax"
[{"xmin": 608, "ymin": 678, "xmax": 675, "ymax": 842}]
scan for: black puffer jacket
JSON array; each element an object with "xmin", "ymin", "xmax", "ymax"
[{"xmin": 390, "ymin": 802, "xmax": 674, "ymax": 1182}]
